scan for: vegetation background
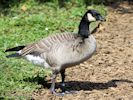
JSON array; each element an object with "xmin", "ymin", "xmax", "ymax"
[{"xmin": 0, "ymin": 0, "xmax": 107, "ymax": 99}]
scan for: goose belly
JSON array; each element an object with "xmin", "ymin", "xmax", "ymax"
[
  {"xmin": 25, "ymin": 54, "xmax": 50, "ymax": 68},
  {"xmin": 61, "ymin": 47, "xmax": 96, "ymax": 67}
]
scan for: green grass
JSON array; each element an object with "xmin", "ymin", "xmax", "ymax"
[{"xmin": 0, "ymin": 0, "xmax": 107, "ymax": 99}]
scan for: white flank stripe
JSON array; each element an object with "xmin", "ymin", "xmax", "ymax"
[
  {"xmin": 25, "ymin": 54, "xmax": 50, "ymax": 68},
  {"xmin": 17, "ymin": 50, "xmax": 22, "ymax": 54}
]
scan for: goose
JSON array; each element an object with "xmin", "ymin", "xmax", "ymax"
[{"xmin": 5, "ymin": 10, "xmax": 105, "ymax": 96}]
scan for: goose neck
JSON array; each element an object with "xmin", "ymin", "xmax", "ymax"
[{"xmin": 78, "ymin": 19, "xmax": 90, "ymax": 39}]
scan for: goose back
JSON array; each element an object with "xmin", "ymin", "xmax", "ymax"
[{"xmin": 19, "ymin": 33, "xmax": 78, "ymax": 56}]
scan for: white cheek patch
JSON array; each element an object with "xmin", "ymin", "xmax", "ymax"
[{"xmin": 87, "ymin": 13, "xmax": 96, "ymax": 22}]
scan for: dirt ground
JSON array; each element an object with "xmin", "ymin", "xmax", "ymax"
[{"xmin": 32, "ymin": 2, "xmax": 133, "ymax": 100}]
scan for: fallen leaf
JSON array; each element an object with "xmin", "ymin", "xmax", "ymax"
[{"xmin": 21, "ymin": 5, "xmax": 27, "ymax": 11}]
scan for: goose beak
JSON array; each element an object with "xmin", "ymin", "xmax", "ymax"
[{"xmin": 98, "ymin": 15, "xmax": 106, "ymax": 21}]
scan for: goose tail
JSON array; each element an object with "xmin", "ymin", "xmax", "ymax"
[
  {"xmin": 5, "ymin": 46, "xmax": 25, "ymax": 52},
  {"xmin": 5, "ymin": 46, "xmax": 25, "ymax": 58},
  {"xmin": 6, "ymin": 53, "xmax": 20, "ymax": 58}
]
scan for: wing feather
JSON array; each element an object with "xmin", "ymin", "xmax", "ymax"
[{"xmin": 20, "ymin": 33, "xmax": 78, "ymax": 56}]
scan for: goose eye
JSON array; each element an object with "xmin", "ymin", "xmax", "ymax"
[{"xmin": 94, "ymin": 13, "xmax": 99, "ymax": 17}]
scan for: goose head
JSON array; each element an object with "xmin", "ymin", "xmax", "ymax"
[
  {"xmin": 83, "ymin": 10, "xmax": 105, "ymax": 22},
  {"xmin": 78, "ymin": 10, "xmax": 105, "ymax": 39}
]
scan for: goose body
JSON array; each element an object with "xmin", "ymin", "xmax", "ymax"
[
  {"xmin": 5, "ymin": 10, "xmax": 105, "ymax": 96},
  {"xmin": 20, "ymin": 33, "xmax": 96, "ymax": 71}
]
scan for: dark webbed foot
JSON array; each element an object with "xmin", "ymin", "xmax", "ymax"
[
  {"xmin": 50, "ymin": 88, "xmax": 65, "ymax": 96},
  {"xmin": 50, "ymin": 88, "xmax": 77, "ymax": 96},
  {"xmin": 50, "ymin": 81, "xmax": 77, "ymax": 96}
]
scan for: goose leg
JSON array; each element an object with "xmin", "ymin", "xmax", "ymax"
[
  {"xmin": 50, "ymin": 71, "xmax": 57, "ymax": 94},
  {"xmin": 60, "ymin": 69, "xmax": 66, "ymax": 92},
  {"xmin": 60, "ymin": 69, "xmax": 77, "ymax": 94},
  {"xmin": 50, "ymin": 70, "xmax": 65, "ymax": 96},
  {"xmin": 50, "ymin": 70, "xmax": 76, "ymax": 96}
]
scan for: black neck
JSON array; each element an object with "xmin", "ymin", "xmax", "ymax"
[{"xmin": 78, "ymin": 18, "xmax": 90, "ymax": 39}]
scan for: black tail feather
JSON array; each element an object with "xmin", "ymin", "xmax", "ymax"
[
  {"xmin": 6, "ymin": 53, "xmax": 20, "ymax": 58},
  {"xmin": 5, "ymin": 46, "xmax": 25, "ymax": 52}
]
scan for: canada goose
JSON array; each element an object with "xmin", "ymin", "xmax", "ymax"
[{"xmin": 5, "ymin": 10, "xmax": 105, "ymax": 96}]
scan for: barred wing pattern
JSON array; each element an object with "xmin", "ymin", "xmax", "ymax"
[{"xmin": 20, "ymin": 33, "xmax": 78, "ymax": 56}]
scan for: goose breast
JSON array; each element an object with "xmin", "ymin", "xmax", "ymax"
[{"xmin": 45, "ymin": 35, "xmax": 96, "ymax": 69}]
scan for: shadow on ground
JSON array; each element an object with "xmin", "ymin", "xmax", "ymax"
[{"xmin": 24, "ymin": 76, "xmax": 133, "ymax": 91}]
